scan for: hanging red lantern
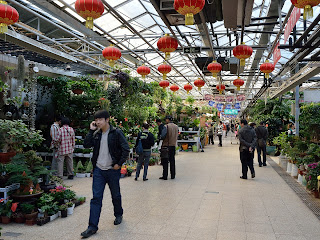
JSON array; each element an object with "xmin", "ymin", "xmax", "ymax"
[
  {"xmin": 137, "ymin": 65, "xmax": 150, "ymax": 79},
  {"xmin": 0, "ymin": 1, "xmax": 19, "ymax": 34},
  {"xmin": 207, "ymin": 60, "xmax": 222, "ymax": 78},
  {"xmin": 216, "ymin": 84, "xmax": 226, "ymax": 94},
  {"xmin": 102, "ymin": 45, "xmax": 121, "ymax": 67},
  {"xmin": 158, "ymin": 63, "xmax": 172, "ymax": 80},
  {"xmin": 75, "ymin": 0, "xmax": 104, "ymax": 29},
  {"xmin": 194, "ymin": 78, "xmax": 205, "ymax": 91},
  {"xmin": 260, "ymin": 60, "xmax": 275, "ymax": 80},
  {"xmin": 170, "ymin": 85, "xmax": 179, "ymax": 94},
  {"xmin": 233, "ymin": 42, "xmax": 253, "ymax": 67},
  {"xmin": 184, "ymin": 84, "xmax": 193, "ymax": 94},
  {"xmin": 159, "ymin": 80, "xmax": 170, "ymax": 90},
  {"xmin": 233, "ymin": 78, "xmax": 244, "ymax": 91},
  {"xmin": 157, "ymin": 34, "xmax": 178, "ymax": 60},
  {"xmin": 174, "ymin": 0, "xmax": 205, "ymax": 25},
  {"xmin": 291, "ymin": 0, "xmax": 320, "ymax": 19}
]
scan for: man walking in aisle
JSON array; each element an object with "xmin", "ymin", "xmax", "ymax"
[
  {"xmin": 54, "ymin": 117, "xmax": 75, "ymax": 180},
  {"xmin": 50, "ymin": 115, "xmax": 61, "ymax": 175},
  {"xmin": 208, "ymin": 123, "xmax": 214, "ymax": 145},
  {"xmin": 159, "ymin": 116, "xmax": 178, "ymax": 180},
  {"xmin": 255, "ymin": 121, "xmax": 268, "ymax": 167},
  {"xmin": 217, "ymin": 121, "xmax": 223, "ymax": 147},
  {"xmin": 238, "ymin": 119, "xmax": 256, "ymax": 179},
  {"xmin": 81, "ymin": 110, "xmax": 130, "ymax": 238}
]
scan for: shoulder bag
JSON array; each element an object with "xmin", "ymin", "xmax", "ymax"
[{"xmin": 160, "ymin": 125, "xmax": 169, "ymax": 159}]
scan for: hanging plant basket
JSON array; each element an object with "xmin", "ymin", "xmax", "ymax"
[{"xmin": 72, "ymin": 89, "xmax": 84, "ymax": 95}]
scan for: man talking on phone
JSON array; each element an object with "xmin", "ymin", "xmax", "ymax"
[
  {"xmin": 238, "ymin": 119, "xmax": 257, "ymax": 180},
  {"xmin": 81, "ymin": 110, "xmax": 130, "ymax": 238}
]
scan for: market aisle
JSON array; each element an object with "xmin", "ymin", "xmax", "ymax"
[{"xmin": 2, "ymin": 136, "xmax": 320, "ymax": 240}]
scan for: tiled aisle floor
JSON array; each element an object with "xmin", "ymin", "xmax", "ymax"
[{"xmin": 2, "ymin": 137, "xmax": 320, "ymax": 240}]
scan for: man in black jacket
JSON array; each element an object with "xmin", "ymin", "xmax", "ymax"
[
  {"xmin": 81, "ymin": 110, "xmax": 130, "ymax": 238},
  {"xmin": 238, "ymin": 119, "xmax": 257, "ymax": 179},
  {"xmin": 255, "ymin": 121, "xmax": 268, "ymax": 167}
]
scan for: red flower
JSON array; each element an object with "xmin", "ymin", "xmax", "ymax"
[
  {"xmin": 11, "ymin": 202, "xmax": 19, "ymax": 212},
  {"xmin": 124, "ymin": 118, "xmax": 128, "ymax": 122}
]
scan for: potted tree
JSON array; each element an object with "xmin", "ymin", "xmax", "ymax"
[{"xmin": 0, "ymin": 120, "xmax": 44, "ymax": 163}]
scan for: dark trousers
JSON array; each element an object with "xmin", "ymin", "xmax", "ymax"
[
  {"xmin": 257, "ymin": 145, "xmax": 267, "ymax": 166},
  {"xmin": 240, "ymin": 149, "xmax": 255, "ymax": 178},
  {"xmin": 136, "ymin": 151, "xmax": 151, "ymax": 180},
  {"xmin": 89, "ymin": 167, "xmax": 123, "ymax": 231},
  {"xmin": 218, "ymin": 134, "xmax": 222, "ymax": 146},
  {"xmin": 208, "ymin": 135, "xmax": 214, "ymax": 144},
  {"xmin": 162, "ymin": 146, "xmax": 176, "ymax": 179}
]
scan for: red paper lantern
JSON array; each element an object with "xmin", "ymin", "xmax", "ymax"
[
  {"xmin": 184, "ymin": 84, "xmax": 193, "ymax": 94},
  {"xmin": 291, "ymin": 0, "xmax": 320, "ymax": 19},
  {"xmin": 0, "ymin": 1, "xmax": 19, "ymax": 34},
  {"xmin": 233, "ymin": 78, "xmax": 244, "ymax": 91},
  {"xmin": 216, "ymin": 84, "xmax": 225, "ymax": 94},
  {"xmin": 194, "ymin": 78, "xmax": 205, "ymax": 91},
  {"xmin": 207, "ymin": 60, "xmax": 222, "ymax": 78},
  {"xmin": 137, "ymin": 65, "xmax": 150, "ymax": 79},
  {"xmin": 174, "ymin": 0, "xmax": 205, "ymax": 25},
  {"xmin": 102, "ymin": 45, "xmax": 121, "ymax": 67},
  {"xmin": 260, "ymin": 60, "xmax": 275, "ymax": 80},
  {"xmin": 159, "ymin": 80, "xmax": 170, "ymax": 90},
  {"xmin": 233, "ymin": 42, "xmax": 253, "ymax": 67},
  {"xmin": 158, "ymin": 63, "xmax": 172, "ymax": 80},
  {"xmin": 75, "ymin": 0, "xmax": 104, "ymax": 29},
  {"xmin": 157, "ymin": 34, "xmax": 178, "ymax": 60},
  {"xmin": 170, "ymin": 85, "xmax": 179, "ymax": 94}
]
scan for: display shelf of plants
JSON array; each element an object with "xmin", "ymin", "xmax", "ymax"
[{"xmin": 177, "ymin": 129, "xmax": 200, "ymax": 152}]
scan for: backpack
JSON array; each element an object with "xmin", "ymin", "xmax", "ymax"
[{"xmin": 136, "ymin": 134, "xmax": 144, "ymax": 155}]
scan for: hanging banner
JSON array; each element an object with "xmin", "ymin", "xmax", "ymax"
[
  {"xmin": 283, "ymin": 7, "xmax": 301, "ymax": 44},
  {"xmin": 217, "ymin": 103, "xmax": 224, "ymax": 112},
  {"xmin": 224, "ymin": 109, "xmax": 239, "ymax": 115},
  {"xmin": 208, "ymin": 101, "xmax": 215, "ymax": 106},
  {"xmin": 215, "ymin": 95, "xmax": 225, "ymax": 102},
  {"xmin": 234, "ymin": 103, "xmax": 241, "ymax": 109},
  {"xmin": 273, "ymin": 41, "xmax": 281, "ymax": 65},
  {"xmin": 225, "ymin": 104, "xmax": 232, "ymax": 109},
  {"xmin": 237, "ymin": 94, "xmax": 246, "ymax": 101},
  {"xmin": 204, "ymin": 94, "xmax": 214, "ymax": 100},
  {"xmin": 225, "ymin": 95, "xmax": 234, "ymax": 102}
]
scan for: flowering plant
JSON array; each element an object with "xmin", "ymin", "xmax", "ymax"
[
  {"xmin": 306, "ymin": 162, "xmax": 320, "ymax": 191},
  {"xmin": 98, "ymin": 97, "xmax": 110, "ymax": 110}
]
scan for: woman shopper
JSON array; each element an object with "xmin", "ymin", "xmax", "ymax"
[
  {"xmin": 208, "ymin": 123, "xmax": 214, "ymax": 145},
  {"xmin": 134, "ymin": 123, "xmax": 155, "ymax": 181},
  {"xmin": 217, "ymin": 121, "xmax": 223, "ymax": 147}
]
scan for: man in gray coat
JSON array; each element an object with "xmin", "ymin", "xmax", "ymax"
[
  {"xmin": 255, "ymin": 121, "xmax": 268, "ymax": 167},
  {"xmin": 238, "ymin": 119, "xmax": 257, "ymax": 179}
]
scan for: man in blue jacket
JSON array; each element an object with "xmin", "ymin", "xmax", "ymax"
[{"xmin": 81, "ymin": 110, "xmax": 130, "ymax": 238}]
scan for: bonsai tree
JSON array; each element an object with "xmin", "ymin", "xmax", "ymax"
[{"xmin": 0, "ymin": 120, "xmax": 44, "ymax": 153}]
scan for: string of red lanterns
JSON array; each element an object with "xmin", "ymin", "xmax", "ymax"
[
  {"xmin": 233, "ymin": 42, "xmax": 253, "ymax": 67},
  {"xmin": 157, "ymin": 34, "xmax": 178, "ymax": 60},
  {"xmin": 158, "ymin": 63, "xmax": 171, "ymax": 80},
  {"xmin": 216, "ymin": 84, "xmax": 226, "ymax": 94},
  {"xmin": 159, "ymin": 80, "xmax": 170, "ymax": 90},
  {"xmin": 174, "ymin": 0, "xmax": 205, "ymax": 25},
  {"xmin": 75, "ymin": 0, "xmax": 104, "ymax": 29},
  {"xmin": 290, "ymin": 0, "xmax": 320, "ymax": 20},
  {"xmin": 207, "ymin": 60, "xmax": 222, "ymax": 78},
  {"xmin": 102, "ymin": 45, "xmax": 121, "ymax": 67},
  {"xmin": 137, "ymin": 65, "xmax": 150, "ymax": 79},
  {"xmin": 194, "ymin": 78, "xmax": 205, "ymax": 91},
  {"xmin": 233, "ymin": 77, "xmax": 244, "ymax": 91},
  {"xmin": 170, "ymin": 85, "xmax": 179, "ymax": 94},
  {"xmin": 183, "ymin": 84, "xmax": 193, "ymax": 94},
  {"xmin": 260, "ymin": 60, "xmax": 275, "ymax": 80},
  {"xmin": 0, "ymin": 1, "xmax": 19, "ymax": 34}
]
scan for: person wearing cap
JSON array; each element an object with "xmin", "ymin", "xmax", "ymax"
[{"xmin": 159, "ymin": 116, "xmax": 179, "ymax": 180}]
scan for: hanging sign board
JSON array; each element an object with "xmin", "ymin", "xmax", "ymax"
[
  {"xmin": 273, "ymin": 41, "xmax": 281, "ymax": 65},
  {"xmin": 204, "ymin": 94, "xmax": 214, "ymax": 100},
  {"xmin": 283, "ymin": 7, "xmax": 301, "ymax": 44},
  {"xmin": 215, "ymin": 95, "xmax": 225, "ymax": 102},
  {"xmin": 183, "ymin": 47, "xmax": 201, "ymax": 54},
  {"xmin": 224, "ymin": 109, "xmax": 238, "ymax": 115},
  {"xmin": 225, "ymin": 95, "xmax": 234, "ymax": 102},
  {"xmin": 225, "ymin": 104, "xmax": 232, "ymax": 109},
  {"xmin": 208, "ymin": 101, "xmax": 215, "ymax": 106},
  {"xmin": 237, "ymin": 95, "xmax": 246, "ymax": 101},
  {"xmin": 235, "ymin": 103, "xmax": 241, "ymax": 109}
]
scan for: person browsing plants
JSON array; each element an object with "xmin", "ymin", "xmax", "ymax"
[{"xmin": 81, "ymin": 110, "xmax": 130, "ymax": 239}]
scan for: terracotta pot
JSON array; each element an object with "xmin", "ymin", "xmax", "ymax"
[
  {"xmin": 25, "ymin": 211, "xmax": 38, "ymax": 220},
  {"xmin": 25, "ymin": 218, "xmax": 36, "ymax": 226},
  {"xmin": 0, "ymin": 152, "xmax": 16, "ymax": 164},
  {"xmin": 72, "ymin": 89, "xmax": 83, "ymax": 95},
  {"xmin": 314, "ymin": 191, "xmax": 320, "ymax": 199},
  {"xmin": 1, "ymin": 216, "xmax": 11, "ymax": 224},
  {"xmin": 14, "ymin": 216, "xmax": 26, "ymax": 223}
]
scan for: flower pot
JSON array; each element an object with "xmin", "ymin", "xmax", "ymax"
[
  {"xmin": 74, "ymin": 153, "xmax": 84, "ymax": 157},
  {"xmin": 0, "ymin": 152, "xmax": 16, "ymax": 164},
  {"xmin": 1, "ymin": 216, "xmax": 11, "ymax": 224},
  {"xmin": 72, "ymin": 89, "xmax": 83, "ymax": 95},
  {"xmin": 192, "ymin": 145, "xmax": 198, "ymax": 152},
  {"xmin": 25, "ymin": 211, "xmax": 38, "ymax": 220},
  {"xmin": 25, "ymin": 219, "xmax": 37, "ymax": 225},
  {"xmin": 298, "ymin": 174, "xmax": 303, "ymax": 184},
  {"xmin": 14, "ymin": 216, "xmax": 25, "ymax": 223},
  {"xmin": 85, "ymin": 173, "xmax": 91, "ymax": 177},
  {"xmin": 83, "ymin": 153, "xmax": 92, "ymax": 158},
  {"xmin": 182, "ymin": 144, "xmax": 188, "ymax": 151},
  {"xmin": 50, "ymin": 212, "xmax": 59, "ymax": 221},
  {"xmin": 291, "ymin": 164, "xmax": 298, "ymax": 177},
  {"xmin": 127, "ymin": 172, "xmax": 132, "ymax": 177},
  {"xmin": 279, "ymin": 158, "xmax": 288, "ymax": 169},
  {"xmin": 76, "ymin": 173, "xmax": 86, "ymax": 178},
  {"xmin": 314, "ymin": 191, "xmax": 320, "ymax": 199},
  {"xmin": 61, "ymin": 210, "xmax": 68, "ymax": 218},
  {"xmin": 286, "ymin": 162, "xmax": 292, "ymax": 174},
  {"xmin": 36, "ymin": 216, "xmax": 50, "ymax": 226},
  {"xmin": 67, "ymin": 204, "xmax": 75, "ymax": 215}
]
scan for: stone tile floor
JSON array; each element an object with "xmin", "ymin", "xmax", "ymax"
[{"xmin": 2, "ymin": 136, "xmax": 320, "ymax": 240}]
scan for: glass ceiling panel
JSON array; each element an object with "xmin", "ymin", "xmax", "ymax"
[
  {"xmin": 116, "ymin": 0, "xmax": 146, "ymax": 19},
  {"xmin": 95, "ymin": 14, "xmax": 123, "ymax": 32}
]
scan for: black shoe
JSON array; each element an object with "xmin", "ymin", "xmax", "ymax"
[
  {"xmin": 259, "ymin": 164, "xmax": 262, "ymax": 167},
  {"xmin": 263, "ymin": 163, "xmax": 267, "ymax": 166},
  {"xmin": 114, "ymin": 216, "xmax": 123, "ymax": 225},
  {"xmin": 68, "ymin": 175, "xmax": 74, "ymax": 180},
  {"xmin": 252, "ymin": 173, "xmax": 255, "ymax": 178},
  {"xmin": 159, "ymin": 177, "xmax": 167, "ymax": 180},
  {"xmin": 134, "ymin": 177, "xmax": 137, "ymax": 181},
  {"xmin": 240, "ymin": 176, "xmax": 247, "ymax": 179},
  {"xmin": 171, "ymin": 177, "xmax": 175, "ymax": 179},
  {"xmin": 143, "ymin": 178, "xmax": 148, "ymax": 181},
  {"xmin": 81, "ymin": 228, "xmax": 97, "ymax": 238}
]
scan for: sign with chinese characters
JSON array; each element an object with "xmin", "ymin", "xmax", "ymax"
[
  {"xmin": 273, "ymin": 41, "xmax": 281, "ymax": 65},
  {"xmin": 224, "ymin": 109, "xmax": 238, "ymax": 115},
  {"xmin": 225, "ymin": 104, "xmax": 232, "ymax": 109},
  {"xmin": 204, "ymin": 94, "xmax": 214, "ymax": 100},
  {"xmin": 237, "ymin": 94, "xmax": 246, "ymax": 101},
  {"xmin": 215, "ymin": 95, "xmax": 225, "ymax": 102},
  {"xmin": 208, "ymin": 101, "xmax": 215, "ymax": 106},
  {"xmin": 217, "ymin": 103, "xmax": 224, "ymax": 112},
  {"xmin": 234, "ymin": 103, "xmax": 241, "ymax": 109},
  {"xmin": 283, "ymin": 7, "xmax": 301, "ymax": 44},
  {"xmin": 183, "ymin": 47, "xmax": 201, "ymax": 54},
  {"xmin": 225, "ymin": 95, "xmax": 235, "ymax": 102}
]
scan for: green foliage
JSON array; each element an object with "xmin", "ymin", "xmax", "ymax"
[
  {"xmin": 0, "ymin": 120, "xmax": 44, "ymax": 153},
  {"xmin": 59, "ymin": 204, "xmax": 68, "ymax": 211},
  {"xmin": 76, "ymin": 161, "xmax": 85, "ymax": 173},
  {"xmin": 185, "ymin": 96, "xmax": 195, "ymax": 105},
  {"xmin": 300, "ymin": 103, "xmax": 320, "ymax": 140},
  {"xmin": 0, "ymin": 200, "xmax": 13, "ymax": 217},
  {"xmin": 20, "ymin": 203, "xmax": 35, "ymax": 214},
  {"xmin": 85, "ymin": 161, "xmax": 93, "ymax": 173}
]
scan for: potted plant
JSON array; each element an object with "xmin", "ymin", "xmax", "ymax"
[
  {"xmin": 12, "ymin": 203, "xmax": 25, "ymax": 223},
  {"xmin": 0, "ymin": 200, "xmax": 13, "ymax": 224},
  {"xmin": 73, "ymin": 148, "xmax": 84, "ymax": 157},
  {"xmin": 64, "ymin": 189, "xmax": 76, "ymax": 202},
  {"xmin": 75, "ymin": 161, "xmax": 86, "ymax": 178},
  {"xmin": 83, "ymin": 148, "xmax": 92, "ymax": 158},
  {"xmin": 85, "ymin": 160, "xmax": 93, "ymax": 177},
  {"xmin": 0, "ymin": 120, "xmax": 44, "ymax": 163},
  {"xmin": 66, "ymin": 201, "xmax": 75, "ymax": 215},
  {"xmin": 78, "ymin": 196, "xmax": 86, "ymax": 205},
  {"xmin": 59, "ymin": 204, "xmax": 68, "ymax": 218},
  {"xmin": 126, "ymin": 166, "xmax": 134, "ymax": 176},
  {"xmin": 21, "ymin": 202, "xmax": 38, "ymax": 225}
]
